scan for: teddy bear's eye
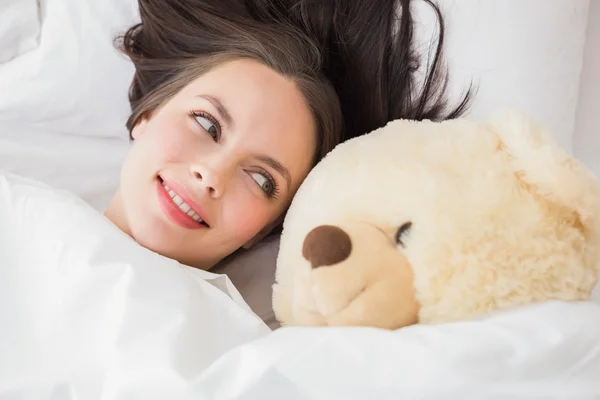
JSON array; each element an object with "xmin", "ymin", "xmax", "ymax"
[{"xmin": 395, "ymin": 222, "xmax": 412, "ymax": 247}]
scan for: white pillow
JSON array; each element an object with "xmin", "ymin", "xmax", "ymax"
[
  {"xmin": 0, "ymin": 172, "xmax": 270, "ymax": 396},
  {"xmin": 0, "ymin": 0, "xmax": 139, "ymax": 138},
  {"xmin": 0, "ymin": 0, "xmax": 40, "ymax": 63},
  {"xmin": 414, "ymin": 0, "xmax": 590, "ymax": 153},
  {"xmin": 574, "ymin": 1, "xmax": 600, "ymax": 179},
  {"xmin": 0, "ymin": 122, "xmax": 129, "ymax": 211}
]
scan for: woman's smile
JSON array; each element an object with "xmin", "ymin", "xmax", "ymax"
[{"xmin": 156, "ymin": 176, "xmax": 210, "ymax": 230}]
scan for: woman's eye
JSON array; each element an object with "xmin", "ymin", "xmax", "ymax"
[
  {"xmin": 251, "ymin": 172, "xmax": 274, "ymax": 194},
  {"xmin": 195, "ymin": 115, "xmax": 219, "ymax": 140}
]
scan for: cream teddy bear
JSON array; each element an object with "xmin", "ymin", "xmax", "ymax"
[{"xmin": 272, "ymin": 111, "xmax": 600, "ymax": 329}]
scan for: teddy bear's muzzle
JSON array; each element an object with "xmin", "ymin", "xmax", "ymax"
[{"xmin": 287, "ymin": 221, "xmax": 421, "ymax": 329}]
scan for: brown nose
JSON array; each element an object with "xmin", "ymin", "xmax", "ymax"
[{"xmin": 302, "ymin": 225, "xmax": 352, "ymax": 269}]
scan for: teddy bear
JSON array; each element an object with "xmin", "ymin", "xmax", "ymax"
[{"xmin": 271, "ymin": 111, "xmax": 600, "ymax": 330}]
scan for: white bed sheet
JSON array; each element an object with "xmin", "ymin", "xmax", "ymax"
[
  {"xmin": 0, "ymin": 172, "xmax": 270, "ymax": 399},
  {"xmin": 193, "ymin": 301, "xmax": 600, "ymax": 400}
]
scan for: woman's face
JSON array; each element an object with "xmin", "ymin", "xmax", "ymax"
[{"xmin": 106, "ymin": 58, "xmax": 317, "ymax": 269}]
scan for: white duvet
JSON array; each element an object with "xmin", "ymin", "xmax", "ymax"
[
  {"xmin": 2, "ymin": 171, "xmax": 600, "ymax": 399},
  {"xmin": 0, "ymin": 173, "xmax": 270, "ymax": 398}
]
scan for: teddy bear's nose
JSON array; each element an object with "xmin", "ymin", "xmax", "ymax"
[{"xmin": 302, "ymin": 225, "xmax": 352, "ymax": 269}]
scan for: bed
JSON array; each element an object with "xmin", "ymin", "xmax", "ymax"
[{"xmin": 1, "ymin": 0, "xmax": 599, "ymax": 398}]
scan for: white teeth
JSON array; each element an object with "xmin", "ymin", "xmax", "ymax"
[
  {"xmin": 172, "ymin": 195, "xmax": 183, "ymax": 206},
  {"xmin": 179, "ymin": 202, "xmax": 191, "ymax": 213},
  {"xmin": 161, "ymin": 179, "xmax": 206, "ymax": 225}
]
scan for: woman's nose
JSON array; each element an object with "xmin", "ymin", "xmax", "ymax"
[{"xmin": 190, "ymin": 163, "xmax": 225, "ymax": 198}]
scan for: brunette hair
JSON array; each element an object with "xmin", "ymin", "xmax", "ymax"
[
  {"xmin": 116, "ymin": 0, "xmax": 473, "ymax": 156},
  {"xmin": 242, "ymin": 0, "xmax": 475, "ymax": 140},
  {"xmin": 116, "ymin": 0, "xmax": 343, "ymax": 163}
]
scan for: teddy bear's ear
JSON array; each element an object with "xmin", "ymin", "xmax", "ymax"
[{"xmin": 489, "ymin": 110, "xmax": 600, "ymax": 241}]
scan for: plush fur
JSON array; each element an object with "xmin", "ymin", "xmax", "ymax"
[{"xmin": 272, "ymin": 111, "xmax": 600, "ymax": 329}]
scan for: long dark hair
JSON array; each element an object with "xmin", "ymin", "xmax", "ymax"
[
  {"xmin": 227, "ymin": 0, "xmax": 474, "ymax": 140},
  {"xmin": 117, "ymin": 0, "xmax": 473, "ymax": 151},
  {"xmin": 117, "ymin": 0, "xmax": 344, "ymax": 163}
]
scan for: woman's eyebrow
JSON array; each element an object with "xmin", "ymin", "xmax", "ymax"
[
  {"xmin": 196, "ymin": 94, "xmax": 234, "ymax": 128},
  {"xmin": 256, "ymin": 155, "xmax": 292, "ymax": 189}
]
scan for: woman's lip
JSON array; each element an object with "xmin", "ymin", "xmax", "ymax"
[
  {"xmin": 156, "ymin": 180, "xmax": 207, "ymax": 230},
  {"xmin": 159, "ymin": 176, "xmax": 211, "ymax": 226}
]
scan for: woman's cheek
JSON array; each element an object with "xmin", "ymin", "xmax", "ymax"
[
  {"xmin": 152, "ymin": 116, "xmax": 194, "ymax": 162},
  {"xmin": 227, "ymin": 197, "xmax": 272, "ymax": 241}
]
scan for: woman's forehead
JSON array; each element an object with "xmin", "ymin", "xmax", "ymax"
[{"xmin": 182, "ymin": 59, "xmax": 306, "ymax": 112}]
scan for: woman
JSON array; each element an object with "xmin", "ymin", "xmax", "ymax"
[{"xmin": 104, "ymin": 0, "xmax": 473, "ymax": 270}]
